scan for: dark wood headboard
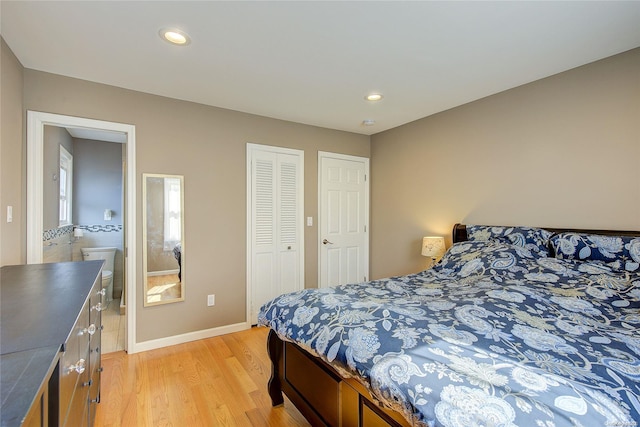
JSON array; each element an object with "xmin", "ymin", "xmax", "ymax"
[{"xmin": 452, "ymin": 223, "xmax": 640, "ymax": 244}]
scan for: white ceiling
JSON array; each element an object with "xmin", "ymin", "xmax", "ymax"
[{"xmin": 2, "ymin": 1, "xmax": 640, "ymax": 135}]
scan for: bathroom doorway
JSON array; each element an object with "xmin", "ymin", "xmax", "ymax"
[
  {"xmin": 27, "ymin": 111, "xmax": 137, "ymax": 353},
  {"xmin": 73, "ymin": 137, "xmax": 125, "ymax": 353}
]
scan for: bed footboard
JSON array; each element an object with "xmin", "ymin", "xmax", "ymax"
[
  {"xmin": 266, "ymin": 329, "xmax": 410, "ymax": 427},
  {"xmin": 267, "ymin": 328, "xmax": 284, "ymax": 407}
]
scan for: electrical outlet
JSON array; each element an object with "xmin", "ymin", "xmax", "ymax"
[{"xmin": 207, "ymin": 294, "xmax": 215, "ymax": 306}]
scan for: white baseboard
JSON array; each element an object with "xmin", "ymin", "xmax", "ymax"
[{"xmin": 130, "ymin": 322, "xmax": 251, "ymax": 353}]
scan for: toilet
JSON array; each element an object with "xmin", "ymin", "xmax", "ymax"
[{"xmin": 80, "ymin": 247, "xmax": 116, "ymax": 302}]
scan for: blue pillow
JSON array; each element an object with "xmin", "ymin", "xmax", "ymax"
[
  {"xmin": 466, "ymin": 225, "xmax": 551, "ymax": 255},
  {"xmin": 550, "ymin": 232, "xmax": 640, "ymax": 272}
]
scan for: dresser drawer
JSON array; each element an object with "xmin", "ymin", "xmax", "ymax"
[
  {"xmin": 88, "ymin": 332, "xmax": 101, "ymax": 403},
  {"xmin": 59, "ymin": 300, "xmax": 91, "ymax": 426},
  {"xmin": 89, "ymin": 276, "xmax": 104, "ymax": 326},
  {"xmin": 64, "ymin": 382, "xmax": 89, "ymax": 427},
  {"xmin": 88, "ymin": 367, "xmax": 100, "ymax": 427},
  {"xmin": 88, "ymin": 277, "xmax": 103, "ymax": 385},
  {"xmin": 88, "ymin": 274, "xmax": 103, "ymax": 427}
]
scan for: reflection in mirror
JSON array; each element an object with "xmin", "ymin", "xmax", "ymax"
[{"xmin": 143, "ymin": 174, "xmax": 185, "ymax": 306}]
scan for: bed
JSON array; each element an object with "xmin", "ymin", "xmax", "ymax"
[
  {"xmin": 258, "ymin": 224, "xmax": 640, "ymax": 427},
  {"xmin": 173, "ymin": 243, "xmax": 182, "ymax": 280}
]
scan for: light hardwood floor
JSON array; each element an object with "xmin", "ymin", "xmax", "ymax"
[{"xmin": 95, "ymin": 327, "xmax": 310, "ymax": 426}]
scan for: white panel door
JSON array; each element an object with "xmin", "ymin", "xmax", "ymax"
[
  {"xmin": 319, "ymin": 152, "xmax": 369, "ymax": 288},
  {"xmin": 248, "ymin": 144, "xmax": 304, "ymax": 324}
]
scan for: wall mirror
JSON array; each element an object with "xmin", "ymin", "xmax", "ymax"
[{"xmin": 143, "ymin": 173, "xmax": 185, "ymax": 306}]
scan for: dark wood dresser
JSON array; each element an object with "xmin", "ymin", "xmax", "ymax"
[{"xmin": 1, "ymin": 261, "xmax": 104, "ymax": 427}]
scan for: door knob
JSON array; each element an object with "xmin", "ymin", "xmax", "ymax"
[{"xmin": 322, "ymin": 239, "xmax": 333, "ymax": 245}]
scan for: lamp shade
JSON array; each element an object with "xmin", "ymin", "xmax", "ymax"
[{"xmin": 422, "ymin": 236, "xmax": 446, "ymax": 258}]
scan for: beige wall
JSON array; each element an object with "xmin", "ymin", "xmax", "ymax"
[
  {"xmin": 21, "ymin": 69, "xmax": 369, "ymax": 341},
  {"xmin": 0, "ymin": 38, "xmax": 25, "ymax": 266},
  {"xmin": 370, "ymin": 48, "xmax": 640, "ymax": 280}
]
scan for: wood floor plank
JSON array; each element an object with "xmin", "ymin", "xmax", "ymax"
[
  {"xmin": 248, "ymin": 390, "xmax": 310, "ymax": 427},
  {"xmin": 95, "ymin": 327, "xmax": 310, "ymax": 426},
  {"xmin": 223, "ymin": 332, "xmax": 270, "ymax": 384}
]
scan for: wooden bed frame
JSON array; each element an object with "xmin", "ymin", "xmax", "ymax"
[
  {"xmin": 266, "ymin": 223, "xmax": 640, "ymax": 427},
  {"xmin": 267, "ymin": 330, "xmax": 411, "ymax": 427}
]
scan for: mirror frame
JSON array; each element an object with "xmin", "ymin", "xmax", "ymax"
[{"xmin": 142, "ymin": 173, "xmax": 185, "ymax": 307}]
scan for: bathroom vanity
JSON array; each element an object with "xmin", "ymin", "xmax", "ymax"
[{"xmin": 1, "ymin": 261, "xmax": 104, "ymax": 427}]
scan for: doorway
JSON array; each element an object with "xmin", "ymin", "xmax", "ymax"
[
  {"xmin": 318, "ymin": 152, "xmax": 369, "ymax": 288},
  {"xmin": 27, "ymin": 111, "xmax": 137, "ymax": 353}
]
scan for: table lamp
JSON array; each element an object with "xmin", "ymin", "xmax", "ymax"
[{"xmin": 422, "ymin": 236, "xmax": 446, "ymax": 268}]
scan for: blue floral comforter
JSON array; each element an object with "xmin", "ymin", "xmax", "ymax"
[{"xmin": 258, "ymin": 240, "xmax": 640, "ymax": 427}]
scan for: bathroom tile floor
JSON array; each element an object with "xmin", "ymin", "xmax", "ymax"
[{"xmin": 102, "ymin": 297, "xmax": 125, "ymax": 353}]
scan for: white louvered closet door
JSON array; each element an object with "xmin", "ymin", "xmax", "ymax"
[{"xmin": 248, "ymin": 144, "xmax": 304, "ymax": 324}]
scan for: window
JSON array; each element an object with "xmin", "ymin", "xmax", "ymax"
[
  {"xmin": 59, "ymin": 146, "xmax": 73, "ymax": 226},
  {"xmin": 163, "ymin": 177, "xmax": 182, "ymax": 250}
]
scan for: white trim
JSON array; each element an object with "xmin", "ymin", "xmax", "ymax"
[
  {"xmin": 246, "ymin": 143, "xmax": 305, "ymax": 325},
  {"xmin": 246, "ymin": 147, "xmax": 251, "ymax": 326},
  {"xmin": 26, "ymin": 113, "xmax": 44, "ymax": 264},
  {"xmin": 317, "ymin": 151, "xmax": 370, "ymax": 287},
  {"xmin": 246, "ymin": 145, "xmax": 252, "ymax": 326},
  {"xmin": 134, "ymin": 322, "xmax": 250, "ymax": 353},
  {"xmin": 318, "ymin": 151, "xmax": 371, "ymax": 165},
  {"xmin": 125, "ymin": 127, "xmax": 137, "ymax": 353},
  {"xmin": 27, "ymin": 111, "xmax": 138, "ymax": 353},
  {"xmin": 59, "ymin": 145, "xmax": 73, "ymax": 226}
]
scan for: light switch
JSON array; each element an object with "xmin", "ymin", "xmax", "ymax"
[
  {"xmin": 306, "ymin": 217, "xmax": 313, "ymax": 227},
  {"xmin": 7, "ymin": 206, "xmax": 13, "ymax": 223}
]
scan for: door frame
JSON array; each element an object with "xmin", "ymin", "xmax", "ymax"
[
  {"xmin": 318, "ymin": 151, "xmax": 370, "ymax": 288},
  {"xmin": 26, "ymin": 111, "xmax": 137, "ymax": 353},
  {"xmin": 246, "ymin": 143, "xmax": 305, "ymax": 324}
]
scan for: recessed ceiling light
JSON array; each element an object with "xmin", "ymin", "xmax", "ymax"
[
  {"xmin": 365, "ymin": 93, "xmax": 383, "ymax": 102},
  {"xmin": 159, "ymin": 28, "xmax": 191, "ymax": 46},
  {"xmin": 362, "ymin": 119, "xmax": 376, "ymax": 126}
]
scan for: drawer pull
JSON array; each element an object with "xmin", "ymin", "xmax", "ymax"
[
  {"xmin": 92, "ymin": 302, "xmax": 103, "ymax": 312},
  {"xmin": 81, "ymin": 324, "xmax": 97, "ymax": 336},
  {"xmin": 97, "ymin": 289, "xmax": 106, "ymax": 296},
  {"xmin": 98, "ymin": 367, "xmax": 104, "ymax": 373},
  {"xmin": 83, "ymin": 379, "xmax": 93, "ymax": 387},
  {"xmin": 68, "ymin": 359, "xmax": 86, "ymax": 374}
]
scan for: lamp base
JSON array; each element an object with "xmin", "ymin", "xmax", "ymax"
[{"xmin": 425, "ymin": 257, "xmax": 437, "ymax": 270}]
